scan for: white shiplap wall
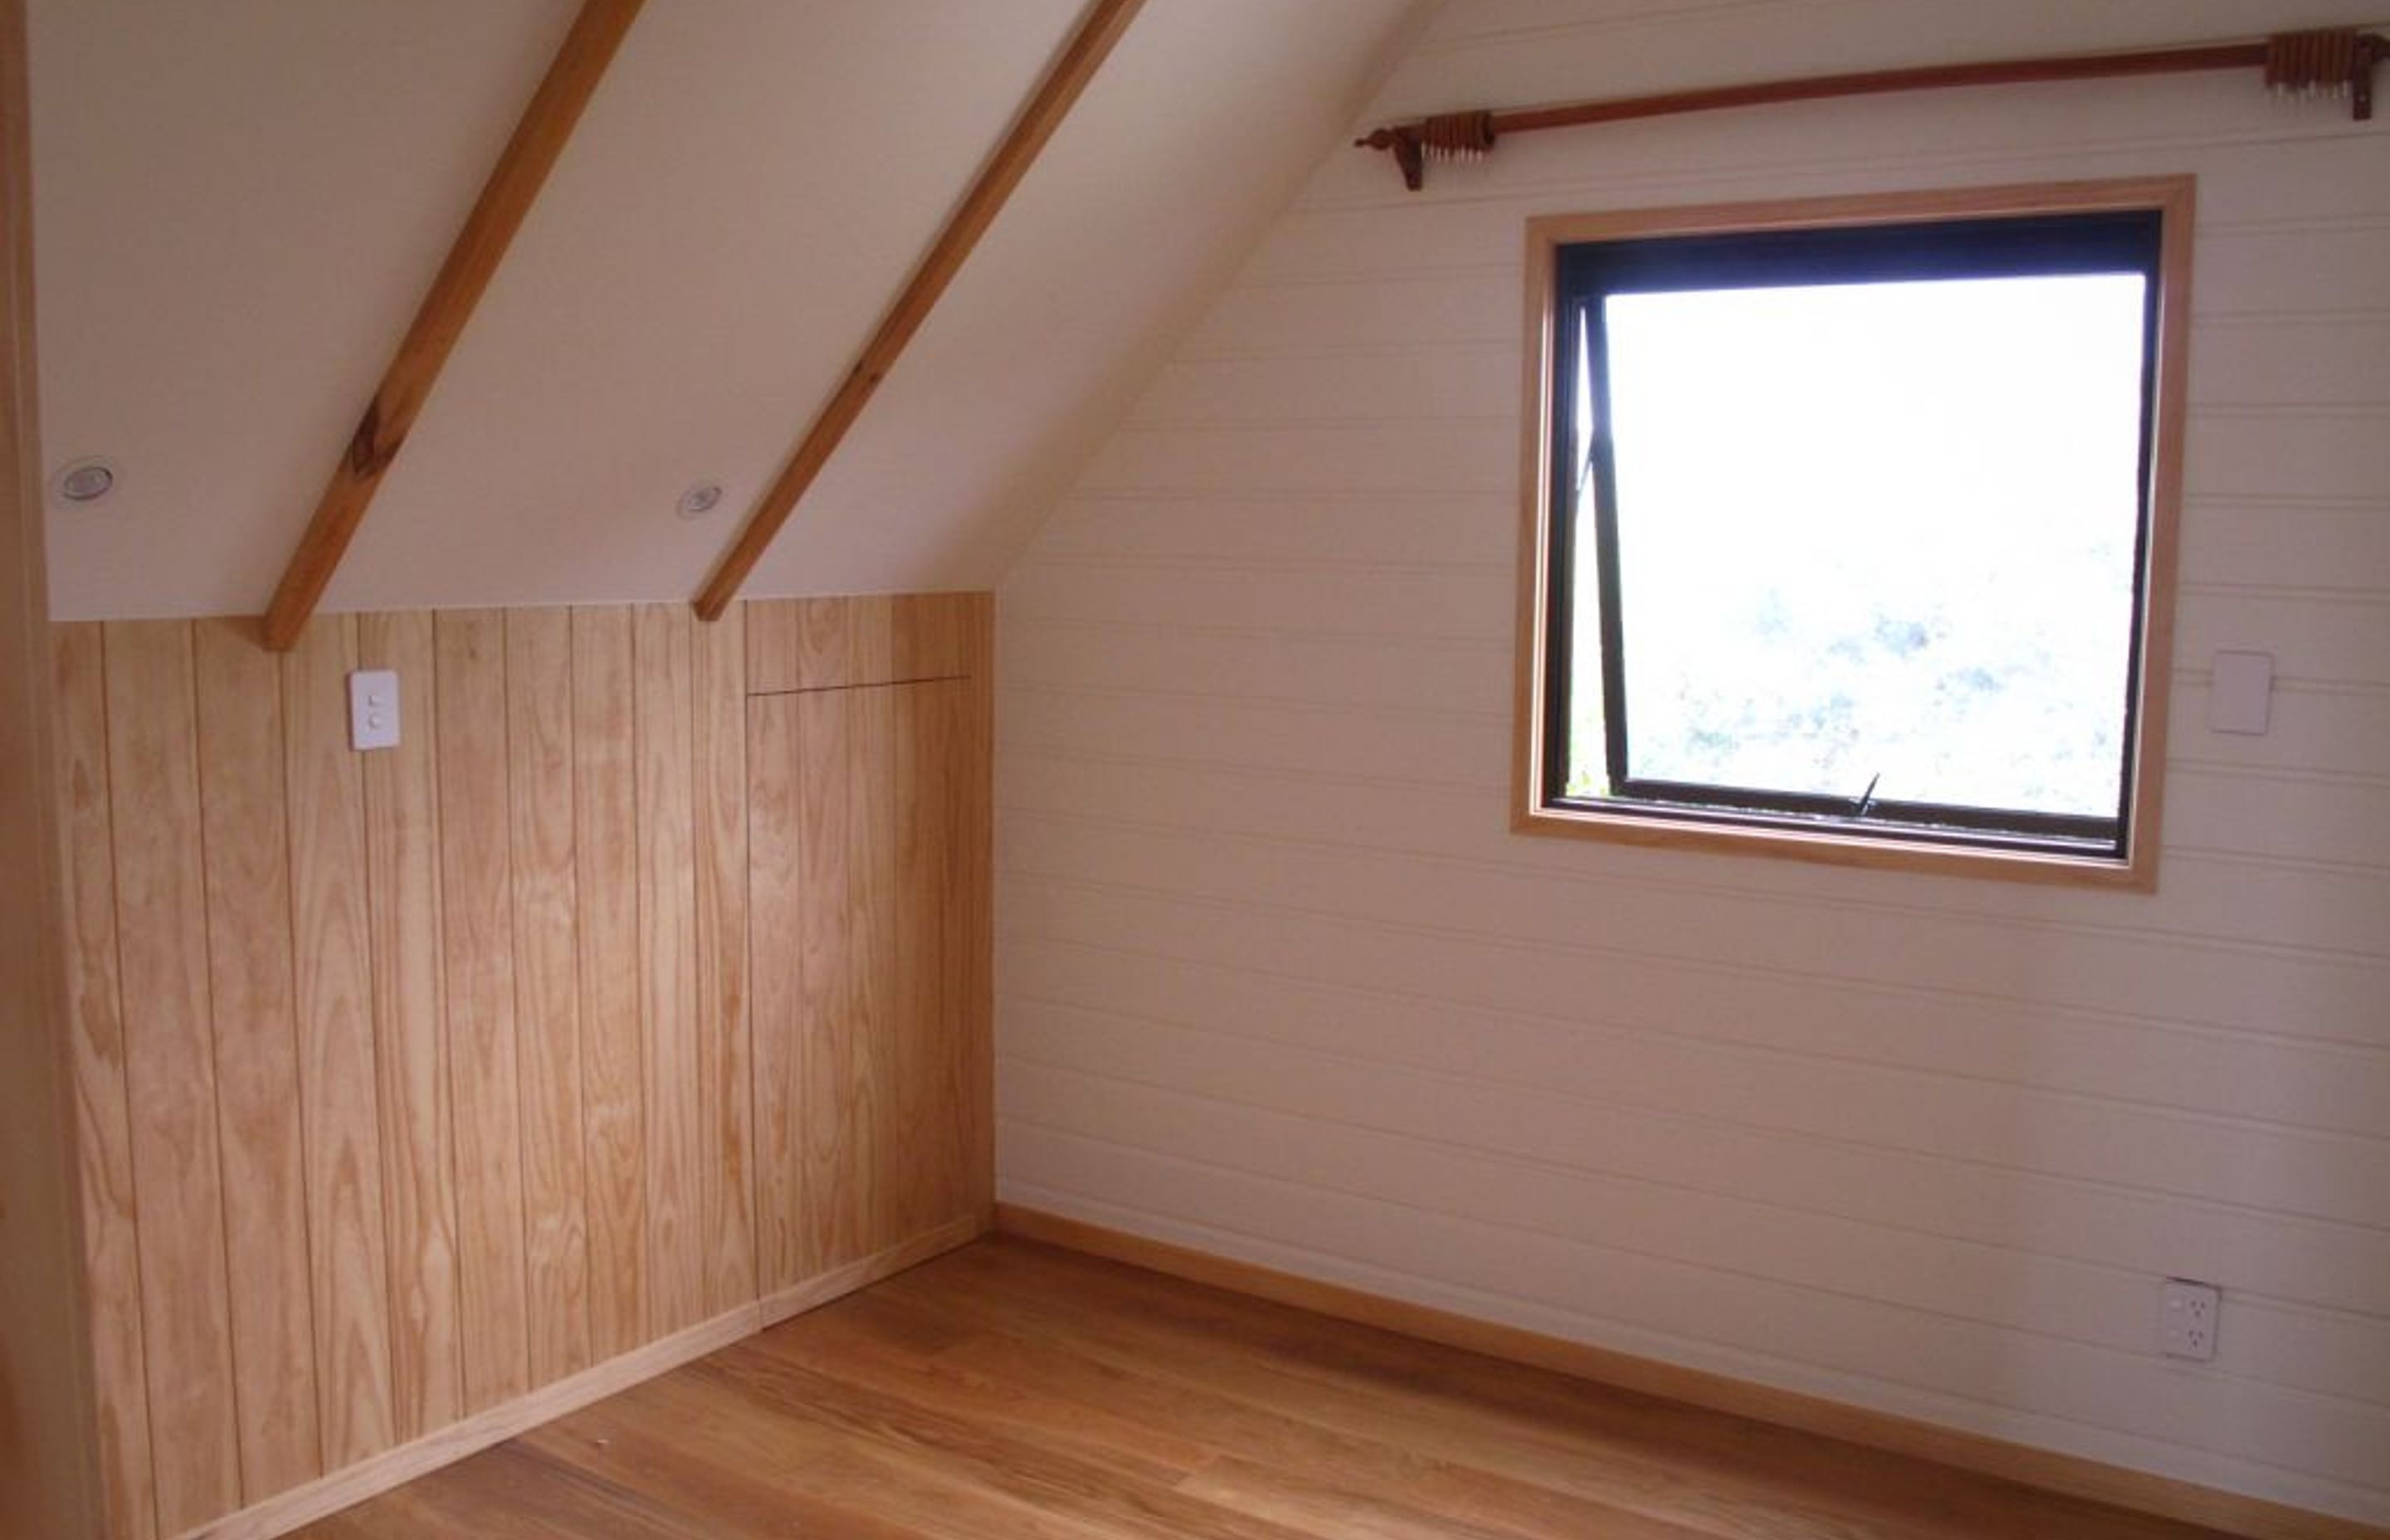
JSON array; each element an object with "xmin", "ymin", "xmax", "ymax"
[{"xmin": 994, "ymin": 0, "xmax": 2390, "ymax": 1523}]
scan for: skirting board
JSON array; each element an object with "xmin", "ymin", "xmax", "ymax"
[
  {"xmin": 759, "ymin": 1215, "xmax": 985, "ymax": 1327},
  {"xmin": 994, "ymin": 1203, "xmax": 2386, "ymax": 1540},
  {"xmin": 176, "ymin": 1219, "xmax": 986, "ymax": 1540}
]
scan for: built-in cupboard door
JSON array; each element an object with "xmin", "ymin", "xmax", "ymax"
[{"xmin": 748, "ymin": 675, "xmax": 989, "ymax": 1307}]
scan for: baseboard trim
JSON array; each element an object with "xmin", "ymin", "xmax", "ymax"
[
  {"xmin": 758, "ymin": 1214, "xmax": 985, "ymax": 1327},
  {"xmin": 994, "ymin": 1203, "xmax": 2383, "ymax": 1540},
  {"xmin": 178, "ymin": 1219, "xmax": 987, "ymax": 1540}
]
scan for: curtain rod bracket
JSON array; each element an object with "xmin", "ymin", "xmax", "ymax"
[
  {"xmin": 1353, "ymin": 126, "xmax": 1424, "ymax": 191},
  {"xmin": 1354, "ymin": 111, "xmax": 1495, "ymax": 191}
]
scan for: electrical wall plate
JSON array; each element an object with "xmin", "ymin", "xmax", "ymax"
[
  {"xmin": 349, "ymin": 669, "xmax": 400, "ymax": 752},
  {"xmin": 2161, "ymin": 1278, "xmax": 2220, "ymax": 1362},
  {"xmin": 2207, "ymin": 651, "xmax": 2273, "ymax": 735}
]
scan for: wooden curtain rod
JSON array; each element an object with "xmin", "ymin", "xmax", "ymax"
[
  {"xmin": 1358, "ymin": 27, "xmax": 2383, "ymax": 190},
  {"xmin": 691, "ymin": 0, "xmax": 1147, "ymax": 623},
  {"xmin": 259, "ymin": 0, "xmax": 644, "ymax": 652}
]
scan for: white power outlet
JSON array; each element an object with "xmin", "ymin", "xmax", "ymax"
[{"xmin": 2161, "ymin": 1279, "xmax": 2220, "ymax": 1362}]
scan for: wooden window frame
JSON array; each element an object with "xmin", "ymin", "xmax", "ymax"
[{"xmin": 1511, "ymin": 178, "xmax": 2194, "ymax": 889}]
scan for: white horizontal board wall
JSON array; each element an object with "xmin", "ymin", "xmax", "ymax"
[{"xmin": 995, "ymin": 0, "xmax": 2390, "ymax": 1524}]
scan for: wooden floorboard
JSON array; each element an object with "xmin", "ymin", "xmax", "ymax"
[{"xmin": 289, "ymin": 1236, "xmax": 2244, "ymax": 1540}]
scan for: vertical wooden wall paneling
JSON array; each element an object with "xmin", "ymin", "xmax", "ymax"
[
  {"xmin": 571, "ymin": 606, "xmax": 647, "ymax": 1357},
  {"xmin": 55, "ymin": 593, "xmax": 995, "ymax": 1534},
  {"xmin": 744, "ymin": 688, "xmax": 804, "ymax": 1294},
  {"xmin": 846, "ymin": 595, "xmax": 897, "ymax": 689},
  {"xmin": 101, "ymin": 621, "xmax": 242, "ymax": 1533},
  {"xmin": 1, "ymin": 0, "xmax": 101, "ymax": 1523},
  {"xmin": 281, "ymin": 616, "xmax": 398, "ymax": 1473},
  {"xmin": 925, "ymin": 675, "xmax": 971, "ymax": 1227},
  {"xmin": 962, "ymin": 595, "xmax": 997, "ymax": 1216},
  {"xmin": 858, "ymin": 680, "xmax": 906, "ymax": 1253},
  {"xmin": 504, "ymin": 608, "xmax": 592, "ymax": 1386},
  {"xmin": 355, "ymin": 613, "xmax": 463, "ymax": 1444},
  {"xmin": 192, "ymin": 618, "xmax": 324, "ymax": 1500},
  {"xmin": 890, "ymin": 675, "xmax": 938, "ymax": 1240},
  {"xmin": 52, "ymin": 624, "xmax": 158, "ymax": 1540},
  {"xmin": 432, "ymin": 612, "xmax": 533, "ymax": 1413},
  {"xmin": 633, "ymin": 605, "xmax": 705, "ymax": 1337},
  {"xmin": 692, "ymin": 607, "xmax": 755, "ymax": 1317},
  {"xmin": 745, "ymin": 594, "xmax": 974, "ymax": 694},
  {"xmin": 797, "ymin": 598, "xmax": 852, "ymax": 693},
  {"xmin": 743, "ymin": 594, "xmax": 995, "ymax": 1294},
  {"xmin": 741, "ymin": 597, "xmax": 802, "ymax": 695},
  {"xmin": 807, "ymin": 685, "xmax": 871, "ymax": 1272},
  {"xmin": 891, "ymin": 592, "xmax": 965, "ymax": 680}
]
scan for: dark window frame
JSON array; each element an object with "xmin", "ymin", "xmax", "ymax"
[{"xmin": 1512, "ymin": 181, "xmax": 2193, "ymax": 887}]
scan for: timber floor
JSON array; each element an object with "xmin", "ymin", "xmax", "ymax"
[{"xmin": 295, "ymin": 1235, "xmax": 2239, "ymax": 1539}]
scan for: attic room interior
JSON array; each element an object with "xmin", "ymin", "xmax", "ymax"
[{"xmin": 2, "ymin": 0, "xmax": 2386, "ymax": 1537}]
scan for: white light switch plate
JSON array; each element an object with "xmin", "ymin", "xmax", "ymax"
[
  {"xmin": 2207, "ymin": 651, "xmax": 2272, "ymax": 736},
  {"xmin": 349, "ymin": 669, "xmax": 400, "ymax": 751}
]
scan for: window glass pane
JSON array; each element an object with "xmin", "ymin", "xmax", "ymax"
[
  {"xmin": 1573, "ymin": 273, "xmax": 2146, "ymax": 817},
  {"xmin": 1563, "ymin": 308, "xmax": 1607, "ymax": 799}
]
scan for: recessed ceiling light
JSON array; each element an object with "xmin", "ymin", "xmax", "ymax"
[
  {"xmin": 676, "ymin": 482, "xmax": 725, "ymax": 519},
  {"xmin": 51, "ymin": 456, "xmax": 118, "ymax": 506}
]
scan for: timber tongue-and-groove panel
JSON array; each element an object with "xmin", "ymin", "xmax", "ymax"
[{"xmin": 51, "ymin": 594, "xmax": 993, "ymax": 1539}]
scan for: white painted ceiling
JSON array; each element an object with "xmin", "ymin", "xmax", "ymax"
[{"xmin": 32, "ymin": 0, "xmax": 1427, "ymax": 619}]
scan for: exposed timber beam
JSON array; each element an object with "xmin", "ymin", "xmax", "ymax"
[
  {"xmin": 692, "ymin": 0, "xmax": 1147, "ymax": 622},
  {"xmin": 258, "ymin": 0, "xmax": 645, "ymax": 652}
]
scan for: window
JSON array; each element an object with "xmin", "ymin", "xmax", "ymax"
[{"xmin": 1514, "ymin": 181, "xmax": 2191, "ymax": 885}]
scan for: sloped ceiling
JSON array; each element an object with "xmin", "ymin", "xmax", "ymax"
[{"xmin": 32, "ymin": 0, "xmax": 1427, "ymax": 620}]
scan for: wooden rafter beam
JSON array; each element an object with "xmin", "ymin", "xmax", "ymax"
[
  {"xmin": 692, "ymin": 0, "xmax": 1147, "ymax": 623},
  {"xmin": 259, "ymin": 0, "xmax": 645, "ymax": 652}
]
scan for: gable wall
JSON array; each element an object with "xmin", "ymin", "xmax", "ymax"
[{"xmin": 993, "ymin": 0, "xmax": 2390, "ymax": 1522}]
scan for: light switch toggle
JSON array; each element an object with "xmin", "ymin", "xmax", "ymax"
[{"xmin": 349, "ymin": 670, "xmax": 401, "ymax": 751}]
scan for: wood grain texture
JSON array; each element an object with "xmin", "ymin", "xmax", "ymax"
[
  {"xmin": 797, "ymin": 687, "xmax": 866, "ymax": 1274},
  {"xmin": 198, "ymin": 1221, "xmax": 979, "ymax": 1540},
  {"xmin": 743, "ymin": 690, "xmax": 805, "ymax": 1296},
  {"xmin": 282, "ymin": 616, "xmax": 397, "ymax": 1474},
  {"xmin": 356, "ymin": 612, "xmax": 461, "ymax": 1445},
  {"xmin": 633, "ymin": 603, "xmax": 705, "ymax": 1337},
  {"xmin": 956, "ymin": 597, "xmax": 995, "ymax": 1218},
  {"xmin": 257, "ymin": 0, "xmax": 645, "ymax": 651},
  {"xmin": 691, "ymin": 0, "xmax": 1149, "ymax": 619},
  {"xmin": 285, "ymin": 1235, "xmax": 2288, "ymax": 1540},
  {"xmin": 847, "ymin": 683, "xmax": 902, "ymax": 1255},
  {"xmin": 691, "ymin": 608, "xmax": 754, "ymax": 1316},
  {"xmin": 503, "ymin": 608, "xmax": 590, "ymax": 1388},
  {"xmin": 193, "ymin": 617, "xmax": 323, "ymax": 1499},
  {"xmin": 0, "ymin": 7, "xmax": 102, "ymax": 1531},
  {"xmin": 432, "ymin": 612, "xmax": 531, "ymax": 1413},
  {"xmin": 890, "ymin": 678, "xmax": 943, "ymax": 1240},
  {"xmin": 52, "ymin": 623, "xmax": 155, "ymax": 1540},
  {"xmin": 571, "ymin": 606, "xmax": 647, "ymax": 1360},
  {"xmin": 57, "ymin": 595, "xmax": 994, "ymax": 1538},
  {"xmin": 103, "ymin": 620, "xmax": 242, "ymax": 1533},
  {"xmin": 744, "ymin": 594, "xmax": 978, "ymax": 695},
  {"xmin": 890, "ymin": 592, "xmax": 968, "ymax": 682},
  {"xmin": 747, "ymin": 654, "xmax": 993, "ymax": 1297},
  {"xmin": 995, "ymin": 1212, "xmax": 2378, "ymax": 1540}
]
